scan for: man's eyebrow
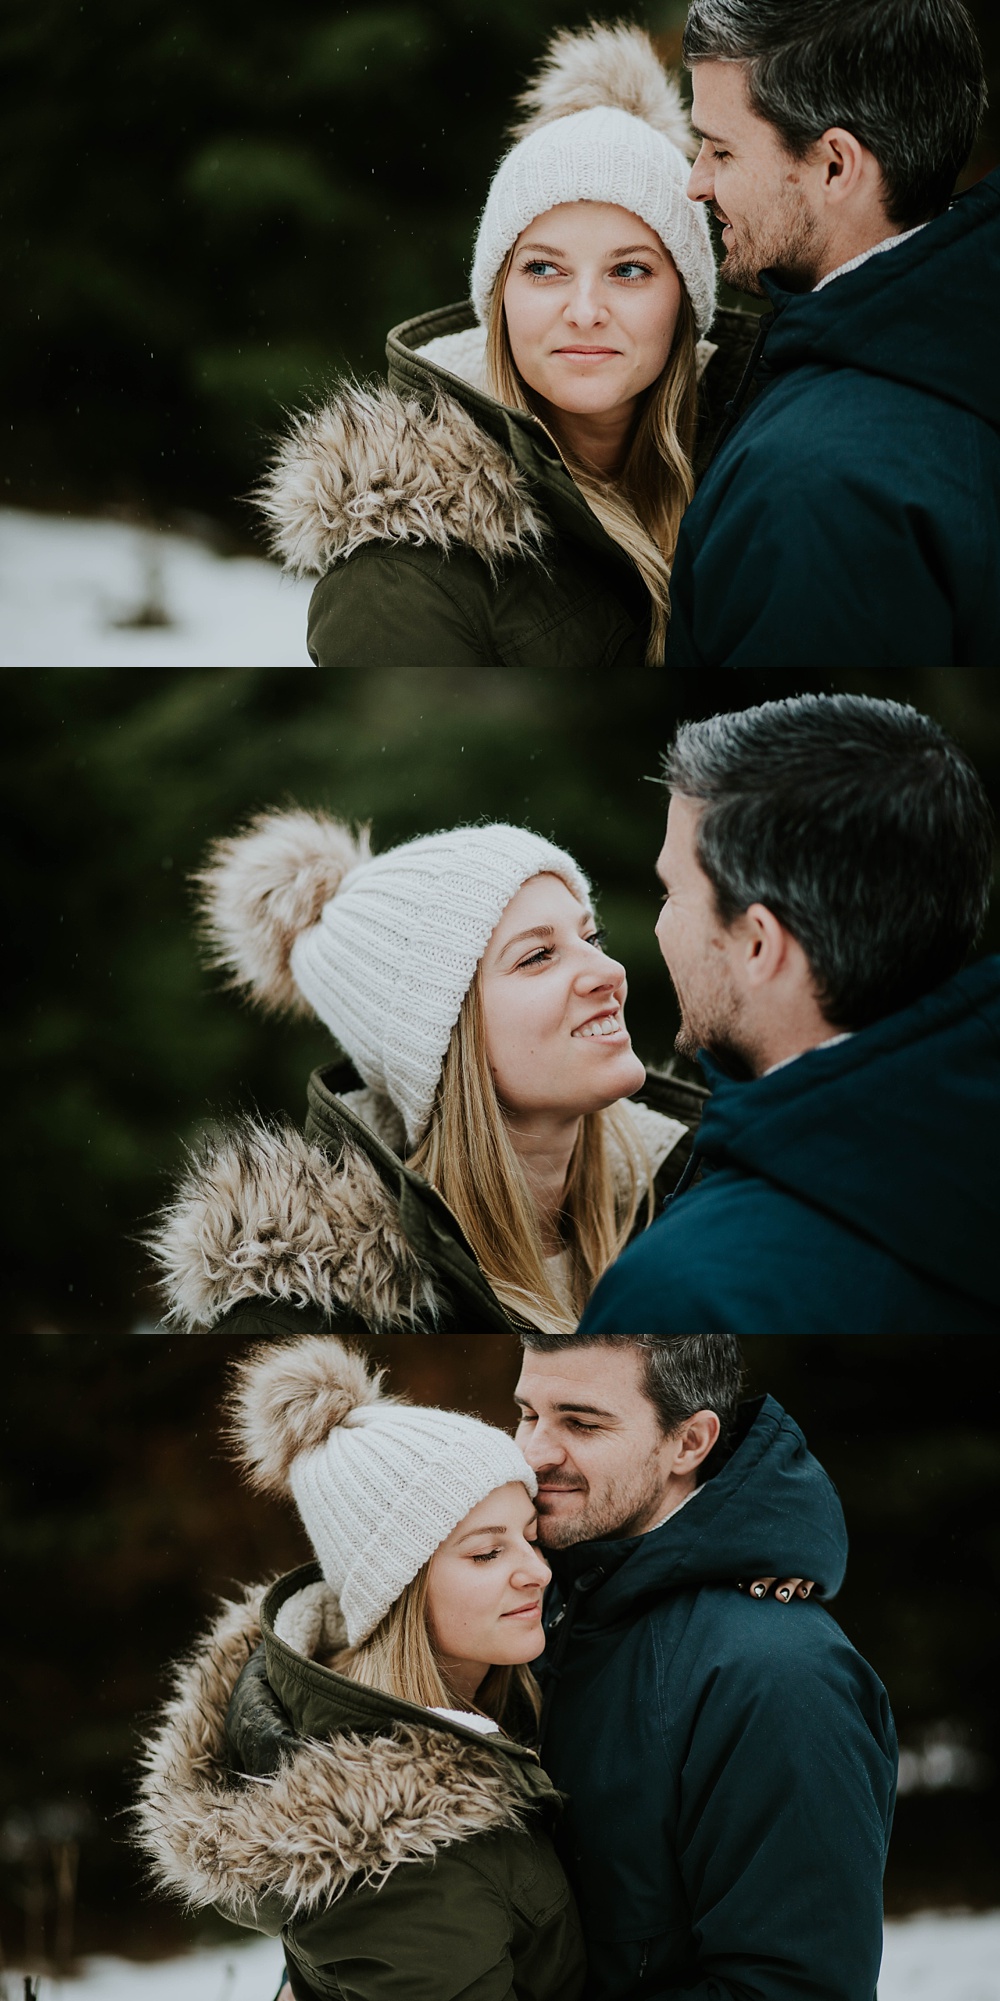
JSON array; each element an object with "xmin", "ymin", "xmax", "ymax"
[
  {"xmin": 514, "ymin": 1396, "xmax": 618, "ymax": 1420},
  {"xmin": 691, "ymin": 125, "xmax": 728, "ymax": 145}
]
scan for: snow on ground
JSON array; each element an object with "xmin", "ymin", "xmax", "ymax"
[
  {"xmin": 6, "ymin": 1911, "xmax": 1000, "ymax": 2000},
  {"xmin": 0, "ymin": 508, "xmax": 314, "ymax": 666}
]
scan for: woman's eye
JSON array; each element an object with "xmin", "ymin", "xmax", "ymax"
[
  {"xmin": 519, "ymin": 945, "xmax": 553, "ymax": 968},
  {"xmin": 522, "ymin": 258, "xmax": 558, "ymax": 279},
  {"xmin": 586, "ymin": 928, "xmax": 608, "ymax": 950},
  {"xmin": 612, "ymin": 261, "xmax": 652, "ymax": 281},
  {"xmin": 471, "ymin": 1549, "xmax": 501, "ymax": 1564}
]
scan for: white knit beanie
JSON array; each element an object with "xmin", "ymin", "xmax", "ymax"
[
  {"xmin": 230, "ymin": 1337, "xmax": 538, "ymax": 1646},
  {"xmin": 472, "ymin": 24, "xmax": 717, "ymax": 337},
  {"xmin": 197, "ymin": 809, "xmax": 591, "ymax": 1147}
]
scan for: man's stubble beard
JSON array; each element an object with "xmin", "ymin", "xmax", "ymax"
[
  {"xmin": 536, "ymin": 1448, "xmax": 671, "ymax": 1550},
  {"xmin": 719, "ymin": 189, "xmax": 823, "ymax": 297}
]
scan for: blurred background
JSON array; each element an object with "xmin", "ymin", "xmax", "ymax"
[{"xmin": 1, "ymin": 0, "xmax": 998, "ymax": 661}]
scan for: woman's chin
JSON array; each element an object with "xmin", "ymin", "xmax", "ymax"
[
  {"xmin": 586, "ymin": 1046, "xmax": 647, "ymax": 1105},
  {"xmin": 493, "ymin": 1624, "xmax": 547, "ymax": 1666}
]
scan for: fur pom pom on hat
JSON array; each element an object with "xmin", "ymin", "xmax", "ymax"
[
  {"xmin": 197, "ymin": 809, "xmax": 591, "ymax": 1146},
  {"xmin": 196, "ymin": 810, "xmax": 371, "ymax": 1018},
  {"xmin": 471, "ymin": 23, "xmax": 716, "ymax": 335},
  {"xmin": 229, "ymin": 1337, "xmax": 538, "ymax": 1645}
]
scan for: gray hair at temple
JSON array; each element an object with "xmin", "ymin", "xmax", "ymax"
[{"xmin": 682, "ymin": 0, "xmax": 987, "ymax": 227}]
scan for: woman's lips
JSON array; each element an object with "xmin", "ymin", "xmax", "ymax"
[
  {"xmin": 572, "ymin": 1009, "xmax": 629, "ymax": 1041},
  {"xmin": 501, "ymin": 1600, "xmax": 542, "ymax": 1620},
  {"xmin": 554, "ymin": 347, "xmax": 619, "ymax": 358}
]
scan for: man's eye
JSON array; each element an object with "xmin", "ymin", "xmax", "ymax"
[
  {"xmin": 712, "ymin": 148, "xmax": 730, "ymax": 162},
  {"xmin": 568, "ymin": 1420, "xmax": 600, "ymax": 1433}
]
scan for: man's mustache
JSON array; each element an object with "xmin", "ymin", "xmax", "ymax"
[{"xmin": 534, "ymin": 1471, "xmax": 587, "ymax": 1491}]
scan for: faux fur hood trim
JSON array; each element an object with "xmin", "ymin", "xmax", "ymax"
[
  {"xmin": 147, "ymin": 1114, "xmax": 439, "ymax": 1333},
  {"xmin": 257, "ymin": 379, "xmax": 547, "ymax": 579},
  {"xmin": 134, "ymin": 1582, "xmax": 532, "ymax": 1921},
  {"xmin": 147, "ymin": 1093, "xmax": 687, "ymax": 1332}
]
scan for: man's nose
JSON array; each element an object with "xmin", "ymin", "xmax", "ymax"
[
  {"xmin": 687, "ymin": 144, "xmax": 714, "ymax": 204},
  {"xmin": 517, "ymin": 1421, "xmax": 565, "ymax": 1470}
]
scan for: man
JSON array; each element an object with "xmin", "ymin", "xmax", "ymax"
[
  {"xmin": 580, "ymin": 693, "xmax": 1000, "ymax": 1333},
  {"xmin": 516, "ymin": 1333, "xmax": 897, "ymax": 2001},
  {"xmin": 664, "ymin": 0, "xmax": 998, "ymax": 672}
]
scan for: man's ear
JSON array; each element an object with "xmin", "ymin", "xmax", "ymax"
[
  {"xmin": 672, "ymin": 1409, "xmax": 720, "ymax": 1472},
  {"xmin": 814, "ymin": 126, "xmax": 879, "ymax": 208},
  {"xmin": 740, "ymin": 903, "xmax": 794, "ymax": 989}
]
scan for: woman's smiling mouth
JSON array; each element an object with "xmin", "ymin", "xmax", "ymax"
[{"xmin": 573, "ymin": 1010, "xmax": 628, "ymax": 1040}]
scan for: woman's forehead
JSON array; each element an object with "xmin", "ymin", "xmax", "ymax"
[
  {"xmin": 494, "ymin": 872, "xmax": 591, "ymax": 933},
  {"xmin": 515, "ymin": 198, "xmax": 664, "ymax": 255}
]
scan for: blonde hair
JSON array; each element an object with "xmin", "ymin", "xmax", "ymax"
[
  {"xmin": 486, "ymin": 245, "xmax": 699, "ymax": 665},
  {"xmin": 327, "ymin": 1554, "xmax": 541, "ymax": 1727},
  {"xmin": 408, "ymin": 968, "xmax": 655, "ymax": 1333}
]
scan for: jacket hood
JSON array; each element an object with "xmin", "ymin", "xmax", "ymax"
[
  {"xmin": 134, "ymin": 1568, "xmax": 544, "ymax": 1921},
  {"xmin": 147, "ymin": 1088, "xmax": 441, "ymax": 1333},
  {"xmin": 695, "ymin": 954, "xmax": 1000, "ymax": 1312},
  {"xmin": 148, "ymin": 1063, "xmax": 688, "ymax": 1331},
  {"xmin": 547, "ymin": 1394, "xmax": 847, "ymax": 1618},
  {"xmin": 760, "ymin": 168, "xmax": 1000, "ymax": 427},
  {"xmin": 256, "ymin": 305, "xmax": 550, "ymax": 578}
]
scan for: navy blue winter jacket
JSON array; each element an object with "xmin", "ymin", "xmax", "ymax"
[
  {"xmin": 665, "ymin": 169, "xmax": 1000, "ymax": 671},
  {"xmin": 578, "ymin": 955, "xmax": 1000, "ymax": 1334},
  {"xmin": 538, "ymin": 1394, "xmax": 897, "ymax": 2001}
]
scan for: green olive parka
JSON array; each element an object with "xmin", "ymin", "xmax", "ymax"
[
  {"xmin": 135, "ymin": 1565, "xmax": 585, "ymax": 2001},
  {"xmin": 148, "ymin": 1054, "xmax": 706, "ymax": 1339},
  {"xmin": 257, "ymin": 303, "xmax": 759, "ymax": 673}
]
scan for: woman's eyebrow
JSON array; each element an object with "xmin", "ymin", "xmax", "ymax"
[
  {"xmin": 499, "ymin": 924, "xmax": 553, "ymax": 961},
  {"xmin": 608, "ymin": 243, "xmax": 662, "ymax": 258},
  {"xmin": 457, "ymin": 1524, "xmax": 507, "ymax": 1542}
]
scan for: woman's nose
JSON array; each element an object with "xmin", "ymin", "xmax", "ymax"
[
  {"xmin": 578, "ymin": 947, "xmax": 626, "ymax": 993},
  {"xmin": 516, "ymin": 1549, "xmax": 552, "ymax": 1588},
  {"xmin": 563, "ymin": 279, "xmax": 608, "ymax": 325}
]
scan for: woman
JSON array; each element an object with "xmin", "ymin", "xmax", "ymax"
[
  {"xmin": 134, "ymin": 1336, "xmax": 586, "ymax": 2001},
  {"xmin": 258, "ymin": 24, "xmax": 758, "ymax": 670},
  {"xmin": 150, "ymin": 806, "xmax": 704, "ymax": 1336}
]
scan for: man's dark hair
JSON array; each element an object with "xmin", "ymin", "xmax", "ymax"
[
  {"xmin": 682, "ymin": 0, "xmax": 987, "ymax": 227},
  {"xmin": 664, "ymin": 693, "xmax": 994, "ymax": 1031},
  {"xmin": 520, "ymin": 1335, "xmax": 744, "ymax": 1447}
]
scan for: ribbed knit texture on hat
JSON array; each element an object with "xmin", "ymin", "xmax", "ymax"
[
  {"xmin": 290, "ymin": 823, "xmax": 591, "ymax": 1145},
  {"xmin": 471, "ymin": 104, "xmax": 717, "ymax": 335},
  {"xmin": 289, "ymin": 1402, "xmax": 538, "ymax": 1644}
]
